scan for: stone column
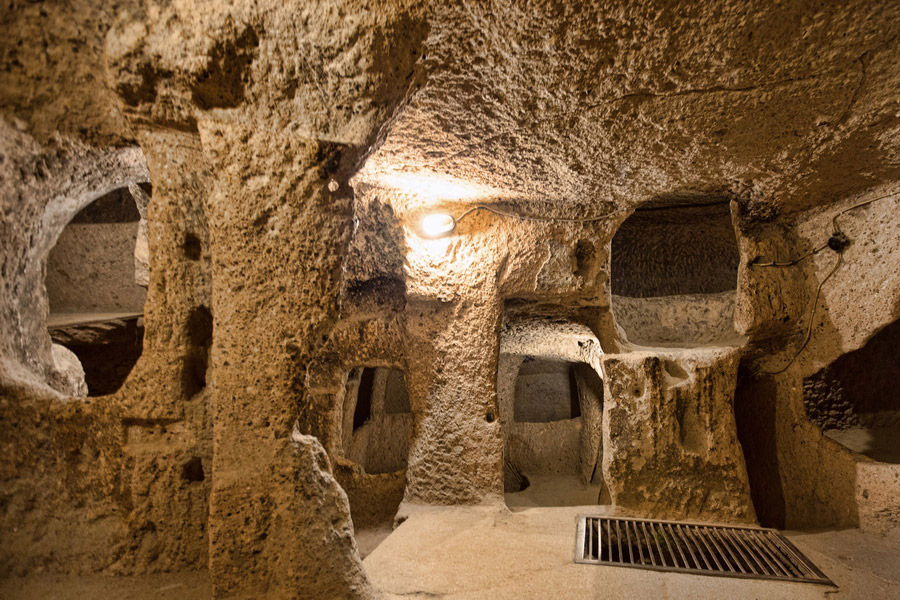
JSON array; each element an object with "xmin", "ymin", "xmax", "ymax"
[
  {"xmin": 197, "ymin": 118, "xmax": 374, "ymax": 598},
  {"xmin": 403, "ymin": 295, "xmax": 505, "ymax": 505},
  {"xmin": 118, "ymin": 129, "xmax": 212, "ymax": 420}
]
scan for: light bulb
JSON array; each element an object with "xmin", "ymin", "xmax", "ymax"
[{"xmin": 420, "ymin": 213, "xmax": 456, "ymax": 238}]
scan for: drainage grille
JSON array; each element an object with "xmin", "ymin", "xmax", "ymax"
[{"xmin": 575, "ymin": 516, "xmax": 833, "ymax": 586}]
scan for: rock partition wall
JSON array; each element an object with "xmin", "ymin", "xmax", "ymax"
[
  {"xmin": 734, "ymin": 187, "xmax": 900, "ymax": 536},
  {"xmin": 601, "ymin": 348, "xmax": 756, "ymax": 523}
]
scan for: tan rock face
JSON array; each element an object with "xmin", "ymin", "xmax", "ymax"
[
  {"xmin": 50, "ymin": 343, "xmax": 88, "ymax": 397},
  {"xmin": 2, "ymin": 0, "xmax": 900, "ymax": 596},
  {"xmin": 602, "ymin": 349, "xmax": 755, "ymax": 524}
]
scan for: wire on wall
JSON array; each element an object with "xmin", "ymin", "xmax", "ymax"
[
  {"xmin": 754, "ymin": 192, "xmax": 895, "ymax": 374},
  {"xmin": 455, "ymin": 204, "xmax": 622, "ymax": 225}
]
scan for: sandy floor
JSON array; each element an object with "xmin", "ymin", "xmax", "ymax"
[
  {"xmin": 0, "ymin": 570, "xmax": 211, "ymax": 600},
  {"xmin": 825, "ymin": 424, "xmax": 900, "ymax": 463},
  {"xmin": 364, "ymin": 505, "xmax": 900, "ymax": 599},
  {"xmin": 4, "ymin": 508, "xmax": 898, "ymax": 599},
  {"xmin": 356, "ymin": 524, "xmax": 395, "ymax": 558},
  {"xmin": 504, "ymin": 474, "xmax": 603, "ymax": 509}
]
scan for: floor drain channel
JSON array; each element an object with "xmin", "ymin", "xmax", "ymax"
[{"xmin": 575, "ymin": 516, "xmax": 834, "ymax": 586}]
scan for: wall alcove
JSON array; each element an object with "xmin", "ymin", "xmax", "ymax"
[
  {"xmin": 803, "ymin": 318, "xmax": 900, "ymax": 463},
  {"xmin": 610, "ymin": 200, "xmax": 745, "ymax": 348},
  {"xmin": 498, "ymin": 305, "xmax": 607, "ymax": 508},
  {"xmin": 341, "ymin": 366, "xmax": 414, "ymax": 475},
  {"xmin": 45, "ymin": 185, "xmax": 150, "ymax": 396}
]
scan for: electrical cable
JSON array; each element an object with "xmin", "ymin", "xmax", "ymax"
[
  {"xmin": 755, "ymin": 191, "xmax": 895, "ymax": 374},
  {"xmin": 830, "ymin": 193, "xmax": 893, "ymax": 233},
  {"xmin": 454, "ymin": 203, "xmax": 622, "ymax": 225},
  {"xmin": 749, "ymin": 243, "xmax": 828, "ymax": 267},
  {"xmin": 758, "ymin": 252, "xmax": 843, "ymax": 375},
  {"xmin": 750, "ymin": 192, "xmax": 896, "ymax": 268}
]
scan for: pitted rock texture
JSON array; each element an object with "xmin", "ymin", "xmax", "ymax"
[
  {"xmin": 50, "ymin": 343, "xmax": 88, "ymax": 397},
  {"xmin": 2, "ymin": 0, "xmax": 900, "ymax": 596},
  {"xmin": 613, "ymin": 292, "xmax": 744, "ymax": 348},
  {"xmin": 358, "ymin": 1, "xmax": 900, "ymax": 215},
  {"xmin": 601, "ymin": 348, "xmax": 756, "ymax": 523},
  {"xmin": 0, "ymin": 119, "xmax": 149, "ymax": 395}
]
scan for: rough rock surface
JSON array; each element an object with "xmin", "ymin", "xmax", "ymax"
[
  {"xmin": 613, "ymin": 292, "xmax": 744, "ymax": 348},
  {"xmin": 0, "ymin": 120, "xmax": 148, "ymax": 394},
  {"xmin": 602, "ymin": 348, "xmax": 756, "ymax": 523},
  {"xmin": 46, "ymin": 221, "xmax": 147, "ymax": 313},
  {"xmin": 2, "ymin": 0, "xmax": 900, "ymax": 597},
  {"xmin": 128, "ymin": 183, "xmax": 152, "ymax": 288},
  {"xmin": 50, "ymin": 343, "xmax": 88, "ymax": 397}
]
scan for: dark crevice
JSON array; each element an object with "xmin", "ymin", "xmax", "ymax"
[
  {"xmin": 353, "ymin": 367, "xmax": 376, "ymax": 430},
  {"xmin": 182, "ymin": 306, "xmax": 213, "ymax": 399}
]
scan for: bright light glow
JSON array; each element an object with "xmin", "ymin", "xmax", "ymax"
[
  {"xmin": 420, "ymin": 213, "xmax": 456, "ymax": 238},
  {"xmin": 377, "ymin": 172, "xmax": 497, "ymax": 203}
]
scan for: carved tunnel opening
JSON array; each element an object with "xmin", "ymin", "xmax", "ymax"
[
  {"xmin": 45, "ymin": 185, "xmax": 150, "ymax": 396},
  {"xmin": 501, "ymin": 356, "xmax": 606, "ymax": 508},
  {"xmin": 514, "ymin": 358, "xmax": 581, "ymax": 423},
  {"xmin": 342, "ymin": 366, "xmax": 413, "ymax": 475},
  {"xmin": 610, "ymin": 200, "xmax": 743, "ymax": 348},
  {"xmin": 803, "ymin": 319, "xmax": 900, "ymax": 463}
]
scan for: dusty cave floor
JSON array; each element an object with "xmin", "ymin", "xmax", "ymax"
[
  {"xmin": 3, "ymin": 508, "xmax": 899, "ymax": 600},
  {"xmin": 503, "ymin": 474, "xmax": 604, "ymax": 510},
  {"xmin": 363, "ymin": 505, "xmax": 900, "ymax": 600},
  {"xmin": 0, "ymin": 570, "xmax": 212, "ymax": 600}
]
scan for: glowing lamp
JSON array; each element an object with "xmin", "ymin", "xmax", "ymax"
[{"xmin": 419, "ymin": 213, "xmax": 456, "ymax": 238}]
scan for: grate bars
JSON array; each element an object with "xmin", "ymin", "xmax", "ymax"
[{"xmin": 575, "ymin": 516, "xmax": 834, "ymax": 586}]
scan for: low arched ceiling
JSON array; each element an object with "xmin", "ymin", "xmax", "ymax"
[{"xmin": 356, "ymin": 0, "xmax": 900, "ymax": 217}]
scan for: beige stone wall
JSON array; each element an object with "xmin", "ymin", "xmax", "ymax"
[
  {"xmin": 2, "ymin": 0, "xmax": 900, "ymax": 597},
  {"xmin": 47, "ymin": 222, "xmax": 147, "ymax": 313}
]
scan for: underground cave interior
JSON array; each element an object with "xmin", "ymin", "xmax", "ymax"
[
  {"xmin": 3, "ymin": 3, "xmax": 900, "ymax": 598},
  {"xmin": 31, "ymin": 180, "xmax": 900, "ymax": 574}
]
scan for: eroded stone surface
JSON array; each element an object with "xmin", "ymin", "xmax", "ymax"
[
  {"xmin": 602, "ymin": 348, "xmax": 756, "ymax": 523},
  {"xmin": 2, "ymin": 0, "xmax": 900, "ymax": 597}
]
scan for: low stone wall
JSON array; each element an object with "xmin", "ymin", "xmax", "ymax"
[
  {"xmin": 602, "ymin": 347, "xmax": 756, "ymax": 524},
  {"xmin": 612, "ymin": 291, "xmax": 744, "ymax": 348}
]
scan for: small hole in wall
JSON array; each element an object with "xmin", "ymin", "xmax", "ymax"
[
  {"xmin": 187, "ymin": 305, "xmax": 213, "ymax": 346},
  {"xmin": 504, "ymin": 459, "xmax": 530, "ymax": 492},
  {"xmin": 182, "ymin": 306, "xmax": 213, "ymax": 398},
  {"xmin": 181, "ymin": 457, "xmax": 205, "ymax": 482},
  {"xmin": 486, "ymin": 412, "xmax": 495, "ymax": 423},
  {"xmin": 183, "ymin": 232, "xmax": 202, "ymax": 260}
]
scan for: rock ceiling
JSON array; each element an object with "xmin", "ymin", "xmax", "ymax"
[{"xmin": 356, "ymin": 0, "xmax": 900, "ymax": 216}]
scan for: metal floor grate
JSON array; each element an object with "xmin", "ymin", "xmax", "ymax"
[{"xmin": 575, "ymin": 516, "xmax": 834, "ymax": 586}]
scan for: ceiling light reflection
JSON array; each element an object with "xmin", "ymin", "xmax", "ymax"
[{"xmin": 377, "ymin": 172, "xmax": 496, "ymax": 202}]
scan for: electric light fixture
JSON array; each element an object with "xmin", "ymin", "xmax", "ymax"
[{"xmin": 419, "ymin": 213, "xmax": 456, "ymax": 238}]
